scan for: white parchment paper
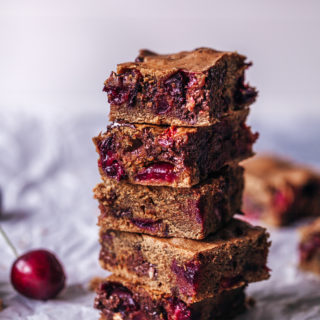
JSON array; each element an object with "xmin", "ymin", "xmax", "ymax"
[{"xmin": 0, "ymin": 109, "xmax": 320, "ymax": 320}]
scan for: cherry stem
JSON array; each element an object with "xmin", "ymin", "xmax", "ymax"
[{"xmin": 0, "ymin": 224, "xmax": 19, "ymax": 258}]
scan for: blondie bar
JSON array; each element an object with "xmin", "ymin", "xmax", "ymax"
[
  {"xmin": 95, "ymin": 166, "xmax": 244, "ymax": 239},
  {"xmin": 93, "ymin": 110, "xmax": 257, "ymax": 187},
  {"xmin": 99, "ymin": 219, "xmax": 270, "ymax": 303},
  {"xmin": 95, "ymin": 274, "xmax": 247, "ymax": 320},
  {"xmin": 243, "ymin": 155, "xmax": 320, "ymax": 226},
  {"xmin": 105, "ymin": 48, "xmax": 257, "ymax": 126},
  {"xmin": 299, "ymin": 218, "xmax": 320, "ymax": 275}
]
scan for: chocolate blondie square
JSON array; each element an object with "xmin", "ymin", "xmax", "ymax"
[
  {"xmin": 95, "ymin": 275, "xmax": 247, "ymax": 320},
  {"xmin": 299, "ymin": 218, "xmax": 320, "ymax": 275},
  {"xmin": 105, "ymin": 47, "xmax": 257, "ymax": 126},
  {"xmin": 95, "ymin": 166, "xmax": 244, "ymax": 239},
  {"xmin": 99, "ymin": 219, "xmax": 270, "ymax": 303},
  {"xmin": 93, "ymin": 110, "xmax": 257, "ymax": 188},
  {"xmin": 242, "ymin": 155, "xmax": 320, "ymax": 226}
]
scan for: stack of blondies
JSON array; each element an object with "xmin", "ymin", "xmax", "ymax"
[{"xmin": 93, "ymin": 48, "xmax": 271, "ymax": 320}]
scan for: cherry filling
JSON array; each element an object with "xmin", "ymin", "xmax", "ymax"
[
  {"xmin": 130, "ymin": 218, "xmax": 162, "ymax": 232},
  {"xmin": 154, "ymin": 71, "xmax": 192, "ymax": 115},
  {"xmin": 98, "ymin": 138, "xmax": 126, "ymax": 181},
  {"xmin": 158, "ymin": 126, "xmax": 178, "ymax": 147},
  {"xmin": 104, "ymin": 69, "xmax": 141, "ymax": 107},
  {"xmin": 135, "ymin": 162, "xmax": 176, "ymax": 183},
  {"xmin": 272, "ymin": 189, "xmax": 293, "ymax": 214},
  {"xmin": 299, "ymin": 233, "xmax": 320, "ymax": 262},
  {"xmin": 95, "ymin": 280, "xmax": 192, "ymax": 320},
  {"xmin": 165, "ymin": 72, "xmax": 187, "ymax": 104},
  {"xmin": 155, "ymin": 96, "xmax": 171, "ymax": 115},
  {"xmin": 171, "ymin": 260, "xmax": 201, "ymax": 295},
  {"xmin": 167, "ymin": 297, "xmax": 192, "ymax": 320},
  {"xmin": 186, "ymin": 198, "xmax": 205, "ymax": 224},
  {"xmin": 95, "ymin": 281, "xmax": 139, "ymax": 314}
]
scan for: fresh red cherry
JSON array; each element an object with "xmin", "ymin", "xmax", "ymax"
[{"xmin": 11, "ymin": 249, "xmax": 66, "ymax": 300}]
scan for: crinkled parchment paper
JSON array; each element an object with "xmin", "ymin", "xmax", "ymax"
[{"xmin": 0, "ymin": 109, "xmax": 320, "ymax": 319}]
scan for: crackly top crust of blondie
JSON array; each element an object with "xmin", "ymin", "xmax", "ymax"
[
  {"xmin": 138, "ymin": 218, "xmax": 268, "ymax": 254},
  {"xmin": 243, "ymin": 155, "xmax": 320, "ymax": 189},
  {"xmin": 300, "ymin": 218, "xmax": 320, "ymax": 240},
  {"xmin": 117, "ymin": 47, "xmax": 246, "ymax": 78}
]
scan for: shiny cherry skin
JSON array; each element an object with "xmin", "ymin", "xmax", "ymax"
[{"xmin": 11, "ymin": 249, "xmax": 66, "ymax": 300}]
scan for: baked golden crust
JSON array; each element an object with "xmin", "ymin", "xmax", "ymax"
[{"xmin": 118, "ymin": 47, "xmax": 246, "ymax": 78}]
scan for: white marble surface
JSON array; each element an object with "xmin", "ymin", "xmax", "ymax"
[{"xmin": 0, "ymin": 109, "xmax": 320, "ymax": 319}]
